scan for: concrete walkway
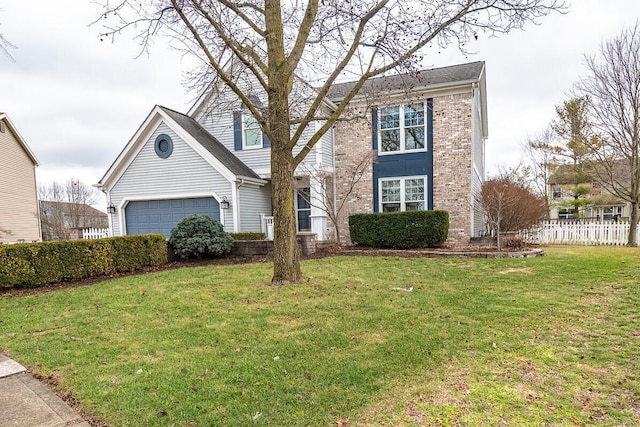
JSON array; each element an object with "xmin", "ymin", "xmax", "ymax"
[{"xmin": 0, "ymin": 354, "xmax": 90, "ymax": 427}]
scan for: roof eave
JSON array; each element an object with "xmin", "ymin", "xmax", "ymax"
[{"xmin": 0, "ymin": 113, "xmax": 40, "ymax": 166}]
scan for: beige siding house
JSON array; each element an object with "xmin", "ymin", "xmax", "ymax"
[{"xmin": 0, "ymin": 113, "xmax": 41, "ymax": 243}]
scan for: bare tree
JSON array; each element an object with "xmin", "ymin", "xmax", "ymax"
[
  {"xmin": 97, "ymin": 0, "xmax": 564, "ymax": 283},
  {"xmin": 301, "ymin": 151, "xmax": 374, "ymax": 245},
  {"xmin": 576, "ymin": 23, "xmax": 640, "ymax": 246},
  {"xmin": 523, "ymin": 127, "xmax": 562, "ymax": 219},
  {"xmin": 479, "ymin": 169, "xmax": 546, "ymax": 250},
  {"xmin": 39, "ymin": 178, "xmax": 104, "ymax": 240},
  {"xmin": 0, "ymin": 16, "xmax": 16, "ymax": 62}
]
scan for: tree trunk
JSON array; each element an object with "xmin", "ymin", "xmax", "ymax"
[
  {"xmin": 628, "ymin": 201, "xmax": 639, "ymax": 246},
  {"xmin": 271, "ymin": 145, "xmax": 302, "ymax": 284},
  {"xmin": 263, "ymin": 0, "xmax": 302, "ymax": 284}
]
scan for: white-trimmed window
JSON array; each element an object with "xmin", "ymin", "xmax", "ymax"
[
  {"xmin": 243, "ymin": 113, "xmax": 262, "ymax": 149},
  {"xmin": 379, "ymin": 103, "xmax": 426, "ymax": 153},
  {"xmin": 380, "ymin": 176, "xmax": 427, "ymax": 212}
]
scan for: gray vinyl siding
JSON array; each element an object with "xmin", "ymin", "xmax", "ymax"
[
  {"xmin": 194, "ymin": 80, "xmax": 335, "ymax": 175},
  {"xmin": 110, "ymin": 123, "xmax": 234, "ymax": 235},
  {"xmin": 238, "ymin": 182, "xmax": 272, "ymax": 232},
  {"xmin": 197, "ymin": 107, "xmax": 272, "ymax": 174},
  {"xmin": 0, "ymin": 122, "xmax": 41, "ymax": 243},
  {"xmin": 319, "ymin": 123, "xmax": 334, "ymax": 169},
  {"xmin": 472, "ymin": 169, "xmax": 484, "ymax": 237},
  {"xmin": 472, "ymin": 87, "xmax": 485, "ymax": 177},
  {"xmin": 471, "ymin": 87, "xmax": 485, "ymax": 237}
]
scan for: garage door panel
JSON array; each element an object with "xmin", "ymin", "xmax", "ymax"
[{"xmin": 125, "ymin": 197, "xmax": 220, "ymax": 237}]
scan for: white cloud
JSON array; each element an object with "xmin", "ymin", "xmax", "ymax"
[{"xmin": 2, "ymin": 0, "xmax": 640, "ymax": 189}]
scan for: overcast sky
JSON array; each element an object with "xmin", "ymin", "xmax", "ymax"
[{"xmin": 2, "ymin": 1, "xmax": 640, "ymax": 209}]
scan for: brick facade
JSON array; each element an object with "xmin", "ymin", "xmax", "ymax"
[
  {"xmin": 332, "ymin": 91, "xmax": 475, "ymax": 245},
  {"xmin": 432, "ymin": 92, "xmax": 474, "ymax": 244}
]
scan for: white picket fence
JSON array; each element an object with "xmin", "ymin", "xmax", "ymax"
[
  {"xmin": 82, "ymin": 228, "xmax": 111, "ymax": 239},
  {"xmin": 519, "ymin": 221, "xmax": 638, "ymax": 246}
]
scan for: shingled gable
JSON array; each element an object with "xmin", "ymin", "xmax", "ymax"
[{"xmin": 96, "ymin": 104, "xmax": 264, "ymax": 190}]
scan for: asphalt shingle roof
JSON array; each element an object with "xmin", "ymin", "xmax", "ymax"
[
  {"xmin": 327, "ymin": 61, "xmax": 485, "ymax": 101},
  {"xmin": 159, "ymin": 106, "xmax": 262, "ymax": 180}
]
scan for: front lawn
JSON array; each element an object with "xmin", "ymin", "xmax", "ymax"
[{"xmin": 0, "ymin": 246, "xmax": 638, "ymax": 426}]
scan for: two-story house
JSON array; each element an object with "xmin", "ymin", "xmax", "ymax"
[
  {"xmin": 96, "ymin": 61, "xmax": 487, "ymax": 244},
  {"xmin": 329, "ymin": 62, "xmax": 487, "ymax": 243},
  {"xmin": 549, "ymin": 164, "xmax": 629, "ymax": 222},
  {"xmin": 0, "ymin": 113, "xmax": 41, "ymax": 243}
]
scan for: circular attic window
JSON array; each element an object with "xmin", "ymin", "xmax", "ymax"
[{"xmin": 154, "ymin": 134, "xmax": 173, "ymax": 158}]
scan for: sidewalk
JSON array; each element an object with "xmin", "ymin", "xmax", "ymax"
[{"xmin": 0, "ymin": 354, "xmax": 90, "ymax": 427}]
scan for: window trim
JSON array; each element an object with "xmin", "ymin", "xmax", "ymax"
[
  {"xmin": 295, "ymin": 187, "xmax": 312, "ymax": 232},
  {"xmin": 378, "ymin": 103, "xmax": 428, "ymax": 155},
  {"xmin": 378, "ymin": 175, "xmax": 428, "ymax": 212},
  {"xmin": 154, "ymin": 134, "xmax": 173, "ymax": 159},
  {"xmin": 242, "ymin": 112, "xmax": 263, "ymax": 150}
]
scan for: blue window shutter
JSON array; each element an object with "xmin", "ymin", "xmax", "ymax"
[
  {"xmin": 371, "ymin": 107, "xmax": 378, "ymax": 150},
  {"xmin": 262, "ymin": 132, "xmax": 271, "ymax": 148},
  {"xmin": 233, "ymin": 111, "xmax": 243, "ymax": 151}
]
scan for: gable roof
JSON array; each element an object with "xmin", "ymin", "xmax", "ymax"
[
  {"xmin": 96, "ymin": 105, "xmax": 264, "ymax": 191},
  {"xmin": 0, "ymin": 112, "xmax": 39, "ymax": 166},
  {"xmin": 158, "ymin": 106, "xmax": 261, "ymax": 180},
  {"xmin": 327, "ymin": 61, "xmax": 486, "ymax": 101},
  {"xmin": 39, "ymin": 201, "xmax": 107, "ymax": 218}
]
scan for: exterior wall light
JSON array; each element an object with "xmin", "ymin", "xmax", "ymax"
[
  {"xmin": 220, "ymin": 197, "xmax": 230, "ymax": 210},
  {"xmin": 107, "ymin": 202, "xmax": 116, "ymax": 214}
]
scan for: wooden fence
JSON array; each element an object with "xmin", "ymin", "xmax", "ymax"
[
  {"xmin": 519, "ymin": 221, "xmax": 638, "ymax": 246},
  {"xmin": 82, "ymin": 228, "xmax": 111, "ymax": 239}
]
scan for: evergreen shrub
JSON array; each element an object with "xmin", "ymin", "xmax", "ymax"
[
  {"xmin": 349, "ymin": 210, "xmax": 449, "ymax": 248},
  {"xmin": 169, "ymin": 214, "xmax": 234, "ymax": 259}
]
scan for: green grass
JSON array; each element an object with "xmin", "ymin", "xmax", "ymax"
[{"xmin": 0, "ymin": 246, "xmax": 639, "ymax": 426}]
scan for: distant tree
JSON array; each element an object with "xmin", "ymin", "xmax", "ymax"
[
  {"xmin": 39, "ymin": 178, "xmax": 103, "ymax": 240},
  {"xmin": 479, "ymin": 169, "xmax": 546, "ymax": 250},
  {"xmin": 97, "ymin": 0, "xmax": 564, "ymax": 283},
  {"xmin": 576, "ymin": 23, "xmax": 640, "ymax": 246},
  {"xmin": 523, "ymin": 127, "xmax": 562, "ymax": 219},
  {"xmin": 550, "ymin": 96, "xmax": 596, "ymax": 216}
]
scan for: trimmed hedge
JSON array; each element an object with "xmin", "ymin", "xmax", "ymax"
[
  {"xmin": 231, "ymin": 232, "xmax": 267, "ymax": 241},
  {"xmin": 0, "ymin": 234, "xmax": 167, "ymax": 289},
  {"xmin": 349, "ymin": 210, "xmax": 449, "ymax": 248}
]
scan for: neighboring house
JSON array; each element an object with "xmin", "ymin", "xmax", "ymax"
[
  {"xmin": 549, "ymin": 168, "xmax": 629, "ymax": 222},
  {"xmin": 0, "ymin": 113, "xmax": 41, "ymax": 243},
  {"xmin": 96, "ymin": 61, "xmax": 487, "ymax": 244},
  {"xmin": 39, "ymin": 201, "xmax": 109, "ymax": 240}
]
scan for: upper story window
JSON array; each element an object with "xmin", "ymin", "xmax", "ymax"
[
  {"xmin": 379, "ymin": 103, "xmax": 426, "ymax": 153},
  {"xmin": 243, "ymin": 113, "xmax": 263, "ymax": 149},
  {"xmin": 380, "ymin": 176, "xmax": 426, "ymax": 212},
  {"xmin": 552, "ymin": 185, "xmax": 562, "ymax": 199}
]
